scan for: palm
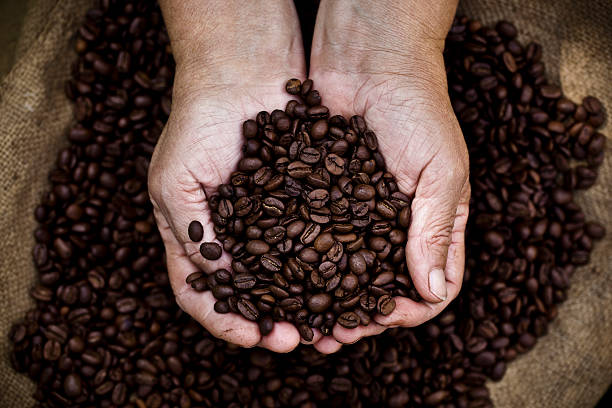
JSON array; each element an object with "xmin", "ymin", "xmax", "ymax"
[{"xmin": 308, "ymin": 71, "xmax": 470, "ymax": 343}]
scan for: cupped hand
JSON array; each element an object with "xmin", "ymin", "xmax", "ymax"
[
  {"xmin": 308, "ymin": 0, "xmax": 470, "ymax": 346},
  {"xmin": 149, "ymin": 0, "xmax": 321, "ymax": 353}
]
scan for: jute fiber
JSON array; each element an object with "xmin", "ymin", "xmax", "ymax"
[{"xmin": 0, "ymin": 0, "xmax": 610, "ymax": 407}]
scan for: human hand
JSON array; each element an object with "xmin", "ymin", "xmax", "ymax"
[
  {"xmin": 308, "ymin": 0, "xmax": 470, "ymax": 347},
  {"xmin": 149, "ymin": 1, "xmax": 310, "ymax": 352}
]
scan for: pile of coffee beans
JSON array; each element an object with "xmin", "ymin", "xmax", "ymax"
[
  {"xmin": 185, "ymin": 79, "xmax": 422, "ymax": 340},
  {"xmin": 9, "ymin": 1, "xmax": 606, "ymax": 407}
]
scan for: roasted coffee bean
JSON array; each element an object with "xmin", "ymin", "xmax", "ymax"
[
  {"xmin": 377, "ymin": 295, "xmax": 396, "ymax": 316},
  {"xmin": 324, "ymin": 153, "xmax": 345, "ymax": 176},
  {"xmin": 246, "ymin": 240, "xmax": 270, "ymax": 255},
  {"xmin": 298, "ymin": 323, "xmax": 314, "ymax": 341},
  {"xmin": 300, "ymin": 147, "xmax": 321, "ymax": 164},
  {"xmin": 237, "ymin": 298, "xmax": 259, "ymax": 321},
  {"xmin": 337, "ymin": 312, "xmax": 360, "ymax": 328},
  {"xmin": 260, "ymin": 254, "xmax": 282, "ymax": 272},
  {"xmin": 313, "ymin": 232, "xmax": 334, "ymax": 253},
  {"xmin": 262, "ymin": 197, "xmax": 285, "ymax": 217},
  {"xmin": 287, "ymin": 161, "xmax": 312, "ymax": 178},
  {"xmin": 349, "ymin": 253, "xmax": 367, "ymax": 275},
  {"xmin": 300, "ymin": 223, "xmax": 321, "ymax": 245},
  {"xmin": 308, "ymin": 189, "xmax": 329, "ymax": 209},
  {"xmin": 354, "ymin": 184, "xmax": 375, "ymax": 200},
  {"xmin": 188, "ymin": 221, "xmax": 203, "ymax": 242},
  {"xmin": 200, "ymin": 242, "xmax": 222, "ymax": 260},
  {"xmin": 263, "ymin": 226, "xmax": 286, "ymax": 244},
  {"xmin": 285, "ymin": 78, "xmax": 302, "ymax": 95},
  {"xmin": 307, "ymin": 293, "xmax": 332, "ymax": 313},
  {"xmin": 233, "ymin": 274, "xmax": 256, "ymax": 290}
]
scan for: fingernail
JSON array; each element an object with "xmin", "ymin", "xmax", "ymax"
[{"xmin": 429, "ymin": 268, "xmax": 447, "ymax": 301}]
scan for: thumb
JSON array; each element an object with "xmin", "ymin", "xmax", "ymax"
[{"xmin": 406, "ymin": 157, "xmax": 468, "ymax": 303}]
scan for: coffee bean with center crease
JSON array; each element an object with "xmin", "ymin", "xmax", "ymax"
[
  {"xmin": 287, "ymin": 161, "xmax": 312, "ymax": 178},
  {"xmin": 237, "ymin": 298, "xmax": 259, "ymax": 321},
  {"xmin": 325, "ymin": 153, "xmax": 345, "ymax": 176},
  {"xmin": 337, "ymin": 312, "xmax": 360, "ymax": 328}
]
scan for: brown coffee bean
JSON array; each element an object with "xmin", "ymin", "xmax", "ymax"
[
  {"xmin": 354, "ymin": 184, "xmax": 375, "ymax": 200},
  {"xmin": 307, "ymin": 293, "xmax": 332, "ymax": 313},
  {"xmin": 188, "ymin": 221, "xmax": 204, "ymax": 242},
  {"xmin": 377, "ymin": 295, "xmax": 395, "ymax": 315},
  {"xmin": 237, "ymin": 298, "xmax": 259, "ymax": 321},
  {"xmin": 337, "ymin": 312, "xmax": 360, "ymax": 328},
  {"xmin": 325, "ymin": 153, "xmax": 345, "ymax": 176},
  {"xmin": 287, "ymin": 161, "xmax": 312, "ymax": 179},
  {"xmin": 300, "ymin": 223, "xmax": 321, "ymax": 245},
  {"xmin": 260, "ymin": 254, "xmax": 282, "ymax": 272},
  {"xmin": 246, "ymin": 240, "xmax": 270, "ymax": 255},
  {"xmin": 200, "ymin": 242, "xmax": 222, "ymax": 260}
]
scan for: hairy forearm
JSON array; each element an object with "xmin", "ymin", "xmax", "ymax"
[
  {"xmin": 313, "ymin": 0, "xmax": 458, "ymax": 75},
  {"xmin": 160, "ymin": 0, "xmax": 303, "ymax": 86}
]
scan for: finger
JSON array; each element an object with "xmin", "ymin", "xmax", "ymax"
[
  {"xmin": 406, "ymin": 154, "xmax": 468, "ymax": 303},
  {"xmin": 158, "ymin": 214, "xmax": 261, "ymax": 347},
  {"xmin": 258, "ymin": 322, "xmax": 300, "ymax": 353},
  {"xmin": 375, "ymin": 182, "xmax": 470, "ymax": 327},
  {"xmin": 332, "ymin": 322, "xmax": 387, "ymax": 344},
  {"xmin": 443, "ymin": 181, "xmax": 471, "ymax": 300},
  {"xmin": 313, "ymin": 336, "xmax": 343, "ymax": 354},
  {"xmin": 178, "ymin": 290, "xmax": 261, "ymax": 348},
  {"xmin": 300, "ymin": 328, "xmax": 323, "ymax": 345},
  {"xmin": 153, "ymin": 207, "xmax": 203, "ymax": 293}
]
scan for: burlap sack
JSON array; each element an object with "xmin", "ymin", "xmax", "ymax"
[{"xmin": 0, "ymin": 1, "xmax": 609, "ymax": 407}]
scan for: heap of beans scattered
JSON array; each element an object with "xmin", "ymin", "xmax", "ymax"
[
  {"xmin": 186, "ymin": 79, "xmax": 422, "ymax": 340},
  {"xmin": 9, "ymin": 1, "xmax": 606, "ymax": 407}
]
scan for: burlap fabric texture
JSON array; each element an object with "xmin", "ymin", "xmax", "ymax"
[{"xmin": 0, "ymin": 0, "xmax": 610, "ymax": 407}]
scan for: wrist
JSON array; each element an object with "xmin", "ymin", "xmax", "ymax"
[
  {"xmin": 312, "ymin": 0, "xmax": 456, "ymax": 81},
  {"xmin": 161, "ymin": 0, "xmax": 304, "ymax": 92}
]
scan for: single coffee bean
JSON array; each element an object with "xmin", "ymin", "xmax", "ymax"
[
  {"xmin": 200, "ymin": 242, "xmax": 222, "ymax": 260},
  {"xmin": 237, "ymin": 298, "xmax": 259, "ymax": 321},
  {"xmin": 260, "ymin": 254, "xmax": 282, "ymax": 272},
  {"xmin": 377, "ymin": 295, "xmax": 396, "ymax": 315},
  {"xmin": 313, "ymin": 232, "xmax": 334, "ymax": 253},
  {"xmin": 188, "ymin": 221, "xmax": 203, "ymax": 242},
  {"xmin": 337, "ymin": 312, "xmax": 360, "ymax": 328},
  {"xmin": 298, "ymin": 323, "xmax": 314, "ymax": 341},
  {"xmin": 246, "ymin": 240, "xmax": 270, "ymax": 255},
  {"xmin": 285, "ymin": 78, "xmax": 301, "ymax": 95},
  {"xmin": 325, "ymin": 153, "xmax": 345, "ymax": 176},
  {"xmin": 259, "ymin": 316, "xmax": 274, "ymax": 336},
  {"xmin": 354, "ymin": 184, "xmax": 376, "ymax": 200},
  {"xmin": 233, "ymin": 274, "xmax": 256, "ymax": 290},
  {"xmin": 307, "ymin": 293, "xmax": 332, "ymax": 313}
]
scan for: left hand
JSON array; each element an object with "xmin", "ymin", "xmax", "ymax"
[{"xmin": 307, "ymin": 0, "xmax": 470, "ymax": 348}]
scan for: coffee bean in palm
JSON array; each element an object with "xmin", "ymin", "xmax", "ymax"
[
  {"xmin": 188, "ymin": 220, "xmax": 204, "ymax": 242},
  {"xmin": 200, "ymin": 242, "xmax": 222, "ymax": 260},
  {"xmin": 258, "ymin": 316, "xmax": 274, "ymax": 336},
  {"xmin": 237, "ymin": 298, "xmax": 259, "ymax": 321},
  {"xmin": 377, "ymin": 294, "xmax": 396, "ymax": 316},
  {"xmin": 337, "ymin": 312, "xmax": 360, "ymax": 329}
]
